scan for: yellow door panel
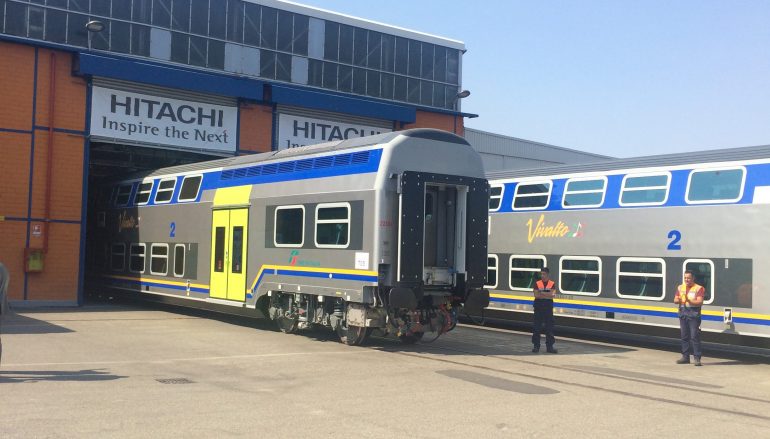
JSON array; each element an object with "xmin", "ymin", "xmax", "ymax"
[
  {"xmin": 227, "ymin": 209, "xmax": 248, "ymax": 301},
  {"xmin": 210, "ymin": 210, "xmax": 230, "ymax": 299}
]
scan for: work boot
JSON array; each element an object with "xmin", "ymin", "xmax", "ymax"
[
  {"xmin": 546, "ymin": 347, "xmax": 558, "ymax": 354},
  {"xmin": 694, "ymin": 357, "xmax": 702, "ymax": 366},
  {"xmin": 676, "ymin": 356, "xmax": 690, "ymax": 364},
  {"xmin": 532, "ymin": 346, "xmax": 540, "ymax": 353}
]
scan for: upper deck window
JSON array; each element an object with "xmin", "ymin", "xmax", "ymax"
[
  {"xmin": 115, "ymin": 184, "xmax": 133, "ymax": 206},
  {"xmin": 154, "ymin": 178, "xmax": 176, "ymax": 204},
  {"xmin": 512, "ymin": 182, "xmax": 552, "ymax": 210},
  {"xmin": 489, "ymin": 185, "xmax": 504, "ymax": 211},
  {"xmin": 275, "ymin": 206, "xmax": 305, "ymax": 247},
  {"xmin": 619, "ymin": 173, "xmax": 670, "ymax": 206},
  {"xmin": 178, "ymin": 175, "xmax": 203, "ymax": 202},
  {"xmin": 135, "ymin": 181, "xmax": 153, "ymax": 205},
  {"xmin": 315, "ymin": 203, "xmax": 350, "ymax": 248},
  {"xmin": 686, "ymin": 168, "xmax": 745, "ymax": 204},
  {"xmin": 563, "ymin": 177, "xmax": 607, "ymax": 208}
]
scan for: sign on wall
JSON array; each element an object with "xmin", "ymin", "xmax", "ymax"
[
  {"xmin": 90, "ymin": 86, "xmax": 238, "ymax": 152},
  {"xmin": 277, "ymin": 113, "xmax": 391, "ymax": 150}
]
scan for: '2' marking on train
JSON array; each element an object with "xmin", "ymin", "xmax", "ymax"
[{"xmin": 667, "ymin": 230, "xmax": 681, "ymax": 250}]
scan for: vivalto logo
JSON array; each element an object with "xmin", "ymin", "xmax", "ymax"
[{"xmin": 288, "ymin": 250, "xmax": 300, "ymax": 266}]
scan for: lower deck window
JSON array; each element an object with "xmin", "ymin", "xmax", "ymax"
[
  {"xmin": 559, "ymin": 257, "xmax": 601, "ymax": 295},
  {"xmin": 616, "ymin": 258, "xmax": 665, "ymax": 300},
  {"xmin": 129, "ymin": 244, "xmax": 146, "ymax": 273},
  {"xmin": 315, "ymin": 203, "xmax": 350, "ymax": 248},
  {"xmin": 150, "ymin": 244, "xmax": 169, "ymax": 275},
  {"xmin": 509, "ymin": 255, "xmax": 546, "ymax": 291},
  {"xmin": 174, "ymin": 244, "xmax": 185, "ymax": 277},
  {"xmin": 683, "ymin": 259, "xmax": 714, "ymax": 304},
  {"xmin": 110, "ymin": 243, "xmax": 125, "ymax": 271},
  {"xmin": 485, "ymin": 255, "xmax": 498, "ymax": 289}
]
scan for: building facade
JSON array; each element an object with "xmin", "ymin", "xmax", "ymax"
[{"xmin": 0, "ymin": 0, "xmax": 472, "ymax": 305}]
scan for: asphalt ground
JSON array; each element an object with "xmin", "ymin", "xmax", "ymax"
[{"xmin": 2, "ymin": 302, "xmax": 770, "ymax": 438}]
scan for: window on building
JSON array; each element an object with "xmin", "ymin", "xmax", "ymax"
[
  {"xmin": 686, "ymin": 168, "xmax": 745, "ymax": 204},
  {"xmin": 315, "ymin": 203, "xmax": 350, "ymax": 248},
  {"xmin": 509, "ymin": 255, "xmax": 547, "ymax": 291},
  {"xmin": 150, "ymin": 244, "xmax": 169, "ymax": 275},
  {"xmin": 111, "ymin": 243, "xmax": 126, "ymax": 271},
  {"xmin": 489, "ymin": 185, "xmax": 504, "ymax": 211},
  {"xmin": 559, "ymin": 257, "xmax": 601, "ymax": 295},
  {"xmin": 616, "ymin": 258, "xmax": 665, "ymax": 300},
  {"xmin": 563, "ymin": 177, "xmax": 607, "ymax": 208},
  {"xmin": 485, "ymin": 255, "xmax": 498, "ymax": 289},
  {"xmin": 129, "ymin": 243, "xmax": 146, "ymax": 273},
  {"xmin": 174, "ymin": 244, "xmax": 186, "ymax": 277},
  {"xmin": 275, "ymin": 206, "xmax": 304, "ymax": 247},
  {"xmin": 620, "ymin": 173, "xmax": 670, "ymax": 206},
  {"xmin": 135, "ymin": 181, "xmax": 153, "ymax": 205},
  {"xmin": 513, "ymin": 182, "xmax": 551, "ymax": 210},
  {"xmin": 683, "ymin": 259, "xmax": 714, "ymax": 304},
  {"xmin": 178, "ymin": 175, "xmax": 202, "ymax": 202}
]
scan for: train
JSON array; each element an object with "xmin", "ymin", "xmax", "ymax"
[
  {"xmin": 86, "ymin": 129, "xmax": 490, "ymax": 345},
  {"xmin": 483, "ymin": 144, "xmax": 770, "ymax": 347}
]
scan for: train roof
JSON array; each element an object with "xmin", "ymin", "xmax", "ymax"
[
  {"xmin": 486, "ymin": 143, "xmax": 770, "ymax": 180},
  {"xmin": 129, "ymin": 129, "xmax": 468, "ymax": 179}
]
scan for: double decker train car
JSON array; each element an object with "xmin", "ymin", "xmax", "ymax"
[
  {"xmin": 484, "ymin": 145, "xmax": 770, "ymax": 347},
  {"xmin": 87, "ymin": 129, "xmax": 490, "ymax": 345}
]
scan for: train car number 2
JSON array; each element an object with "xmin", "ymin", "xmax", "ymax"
[
  {"xmin": 170, "ymin": 222, "xmax": 176, "ymax": 238},
  {"xmin": 667, "ymin": 230, "xmax": 681, "ymax": 250}
]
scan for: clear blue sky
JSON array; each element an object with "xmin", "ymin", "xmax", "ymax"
[{"xmin": 299, "ymin": 0, "xmax": 770, "ymax": 157}]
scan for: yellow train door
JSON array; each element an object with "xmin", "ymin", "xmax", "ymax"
[{"xmin": 209, "ymin": 208, "xmax": 248, "ymax": 301}]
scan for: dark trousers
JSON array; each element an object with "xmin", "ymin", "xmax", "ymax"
[
  {"xmin": 532, "ymin": 299, "xmax": 555, "ymax": 348},
  {"xmin": 679, "ymin": 308, "xmax": 702, "ymax": 358}
]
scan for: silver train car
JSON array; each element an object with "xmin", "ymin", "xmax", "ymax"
[
  {"xmin": 484, "ymin": 145, "xmax": 770, "ymax": 346},
  {"xmin": 87, "ymin": 129, "xmax": 490, "ymax": 345}
]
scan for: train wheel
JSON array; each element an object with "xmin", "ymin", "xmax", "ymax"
[
  {"xmin": 275, "ymin": 315, "xmax": 298, "ymax": 334},
  {"xmin": 398, "ymin": 332, "xmax": 424, "ymax": 344},
  {"xmin": 337, "ymin": 324, "xmax": 371, "ymax": 346}
]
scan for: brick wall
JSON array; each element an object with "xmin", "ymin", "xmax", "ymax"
[
  {"xmin": 0, "ymin": 41, "xmax": 87, "ymax": 304},
  {"xmin": 238, "ymin": 102, "xmax": 273, "ymax": 153},
  {"xmin": 402, "ymin": 110, "xmax": 465, "ymax": 136}
]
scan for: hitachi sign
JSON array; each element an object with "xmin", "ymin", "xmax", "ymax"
[{"xmin": 110, "ymin": 94, "xmax": 224, "ymax": 127}]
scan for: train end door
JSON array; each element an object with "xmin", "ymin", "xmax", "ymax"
[{"xmin": 210, "ymin": 208, "xmax": 249, "ymax": 301}]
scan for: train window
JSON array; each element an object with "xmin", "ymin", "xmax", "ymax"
[
  {"xmin": 129, "ymin": 243, "xmax": 146, "ymax": 273},
  {"xmin": 214, "ymin": 227, "xmax": 226, "ymax": 272},
  {"xmin": 135, "ymin": 181, "xmax": 153, "ymax": 205},
  {"xmin": 115, "ymin": 184, "xmax": 133, "ymax": 206},
  {"xmin": 178, "ymin": 175, "xmax": 203, "ymax": 202},
  {"xmin": 619, "ymin": 173, "xmax": 670, "ymax": 206},
  {"xmin": 616, "ymin": 257, "xmax": 665, "ymax": 300},
  {"xmin": 489, "ymin": 185, "xmax": 504, "ymax": 211},
  {"xmin": 512, "ymin": 181, "xmax": 551, "ymax": 210},
  {"xmin": 563, "ymin": 177, "xmax": 607, "ymax": 208},
  {"xmin": 315, "ymin": 203, "xmax": 350, "ymax": 248},
  {"xmin": 559, "ymin": 256, "xmax": 601, "ymax": 295},
  {"xmin": 485, "ymin": 255, "xmax": 498, "ymax": 289},
  {"xmin": 509, "ymin": 255, "xmax": 547, "ymax": 291},
  {"xmin": 150, "ymin": 244, "xmax": 169, "ymax": 275},
  {"xmin": 110, "ymin": 243, "xmax": 125, "ymax": 271},
  {"xmin": 174, "ymin": 244, "xmax": 185, "ymax": 278},
  {"xmin": 686, "ymin": 168, "xmax": 745, "ymax": 204},
  {"xmin": 232, "ymin": 226, "xmax": 244, "ymax": 274},
  {"xmin": 154, "ymin": 178, "xmax": 177, "ymax": 204},
  {"xmin": 275, "ymin": 206, "xmax": 305, "ymax": 247},
  {"xmin": 683, "ymin": 259, "xmax": 714, "ymax": 304}
]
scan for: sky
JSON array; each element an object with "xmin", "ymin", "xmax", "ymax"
[{"xmin": 297, "ymin": 0, "xmax": 770, "ymax": 157}]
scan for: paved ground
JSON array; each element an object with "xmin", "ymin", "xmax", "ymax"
[{"xmin": 2, "ymin": 302, "xmax": 770, "ymax": 438}]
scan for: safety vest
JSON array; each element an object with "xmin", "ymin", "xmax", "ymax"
[
  {"xmin": 677, "ymin": 283, "xmax": 704, "ymax": 308},
  {"xmin": 536, "ymin": 280, "xmax": 555, "ymax": 291}
]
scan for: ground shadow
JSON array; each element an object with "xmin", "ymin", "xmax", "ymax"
[
  {"xmin": 0, "ymin": 369, "xmax": 127, "ymax": 383},
  {"xmin": 0, "ymin": 313, "xmax": 74, "ymax": 335}
]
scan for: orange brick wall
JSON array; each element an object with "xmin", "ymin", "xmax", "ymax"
[
  {"xmin": 402, "ymin": 110, "xmax": 465, "ymax": 136},
  {"xmin": 238, "ymin": 103, "xmax": 273, "ymax": 153},
  {"xmin": 0, "ymin": 41, "xmax": 87, "ymax": 304}
]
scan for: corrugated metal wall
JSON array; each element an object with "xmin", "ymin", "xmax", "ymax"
[{"xmin": 464, "ymin": 128, "xmax": 612, "ymax": 172}]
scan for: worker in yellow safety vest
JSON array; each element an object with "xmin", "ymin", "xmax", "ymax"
[{"xmin": 674, "ymin": 270, "xmax": 705, "ymax": 366}]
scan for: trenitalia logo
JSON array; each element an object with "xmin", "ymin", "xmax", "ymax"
[
  {"xmin": 288, "ymin": 250, "xmax": 300, "ymax": 266},
  {"xmin": 526, "ymin": 214, "xmax": 584, "ymax": 243}
]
